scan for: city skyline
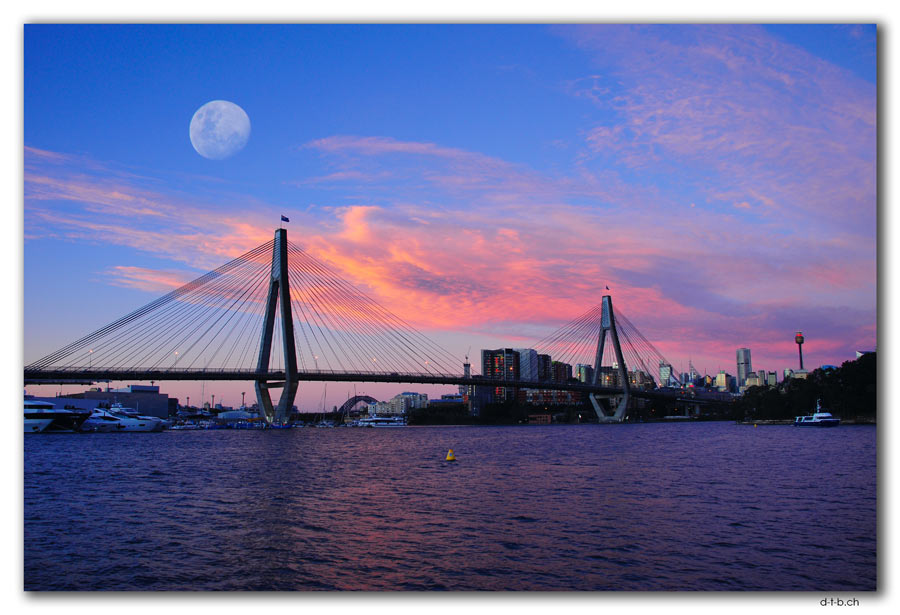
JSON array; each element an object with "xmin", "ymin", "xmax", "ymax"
[{"xmin": 23, "ymin": 24, "xmax": 877, "ymax": 405}]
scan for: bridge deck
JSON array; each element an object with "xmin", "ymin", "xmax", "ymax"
[{"xmin": 23, "ymin": 368, "xmax": 710, "ymax": 401}]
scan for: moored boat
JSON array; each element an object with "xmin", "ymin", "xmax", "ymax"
[
  {"xmin": 794, "ymin": 400, "xmax": 841, "ymax": 427},
  {"xmin": 80, "ymin": 409, "xmax": 122, "ymax": 432},
  {"xmin": 356, "ymin": 415, "xmax": 407, "ymax": 427},
  {"xmin": 24, "ymin": 417, "xmax": 54, "ymax": 433},
  {"xmin": 82, "ymin": 403, "xmax": 166, "ymax": 432},
  {"xmin": 25, "ymin": 400, "xmax": 91, "ymax": 433}
]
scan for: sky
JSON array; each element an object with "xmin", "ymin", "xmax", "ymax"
[{"xmin": 22, "ymin": 23, "xmax": 878, "ymax": 408}]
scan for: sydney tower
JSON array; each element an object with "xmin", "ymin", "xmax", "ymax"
[{"xmin": 795, "ymin": 331, "xmax": 805, "ymax": 370}]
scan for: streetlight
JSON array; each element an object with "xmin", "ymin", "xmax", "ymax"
[{"xmin": 88, "ymin": 349, "xmax": 93, "ymax": 369}]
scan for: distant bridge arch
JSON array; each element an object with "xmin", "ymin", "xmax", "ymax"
[{"xmin": 338, "ymin": 395, "xmax": 378, "ymax": 415}]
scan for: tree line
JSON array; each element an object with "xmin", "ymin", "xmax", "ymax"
[{"xmin": 737, "ymin": 352, "xmax": 876, "ymax": 422}]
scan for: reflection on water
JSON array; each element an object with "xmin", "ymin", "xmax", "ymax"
[{"xmin": 25, "ymin": 423, "xmax": 876, "ymax": 590}]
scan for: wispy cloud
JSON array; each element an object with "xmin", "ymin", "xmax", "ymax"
[
  {"xmin": 102, "ymin": 265, "xmax": 193, "ymax": 293},
  {"xmin": 560, "ymin": 25, "xmax": 876, "ymax": 236},
  {"xmin": 25, "ymin": 23, "xmax": 876, "ymax": 373}
]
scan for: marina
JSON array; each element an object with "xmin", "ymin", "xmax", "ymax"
[{"xmin": 23, "ymin": 400, "xmax": 91, "ymax": 433}]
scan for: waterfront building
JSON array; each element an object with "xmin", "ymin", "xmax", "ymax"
[
  {"xmin": 468, "ymin": 385, "xmax": 494, "ymax": 416},
  {"xmin": 736, "ymin": 348, "xmax": 752, "ymax": 387},
  {"xmin": 523, "ymin": 389, "xmax": 580, "ymax": 406},
  {"xmin": 390, "ymin": 396, "xmax": 411, "ymax": 414},
  {"xmin": 46, "ymin": 384, "xmax": 175, "ymax": 418},
  {"xmin": 397, "ymin": 391, "xmax": 428, "ymax": 409},
  {"xmin": 550, "ymin": 360, "xmax": 572, "ymax": 383},
  {"xmin": 367, "ymin": 400, "xmax": 397, "ymax": 416},
  {"xmin": 368, "ymin": 392, "xmax": 428, "ymax": 416},
  {"xmin": 482, "ymin": 348, "xmax": 520, "ymax": 402},
  {"xmin": 575, "ymin": 364, "xmax": 594, "ymax": 384},
  {"xmin": 537, "ymin": 354, "xmax": 552, "ymax": 382},
  {"xmin": 629, "ymin": 370, "xmax": 654, "ymax": 390},
  {"xmin": 513, "ymin": 348, "xmax": 539, "ymax": 382},
  {"xmin": 528, "ymin": 414, "xmax": 552, "ymax": 425},
  {"xmin": 426, "ymin": 394, "xmax": 466, "ymax": 414},
  {"xmin": 597, "ymin": 366, "xmax": 620, "ymax": 387},
  {"xmin": 458, "ymin": 359, "xmax": 472, "ymax": 398}
]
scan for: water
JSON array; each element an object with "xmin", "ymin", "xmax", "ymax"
[{"xmin": 24, "ymin": 422, "xmax": 876, "ymax": 591}]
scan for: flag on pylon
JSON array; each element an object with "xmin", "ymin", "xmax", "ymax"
[{"xmin": 281, "ymin": 215, "xmax": 290, "ymax": 222}]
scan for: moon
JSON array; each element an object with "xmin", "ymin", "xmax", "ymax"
[{"xmin": 189, "ymin": 100, "xmax": 251, "ymax": 160}]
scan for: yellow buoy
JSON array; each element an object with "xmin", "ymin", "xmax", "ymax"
[
  {"xmin": 445, "ymin": 448, "xmax": 456, "ymax": 461},
  {"xmin": 754, "ymin": 423, "xmax": 758, "ymax": 428}
]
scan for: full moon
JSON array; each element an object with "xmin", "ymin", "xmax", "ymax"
[{"xmin": 189, "ymin": 100, "xmax": 251, "ymax": 160}]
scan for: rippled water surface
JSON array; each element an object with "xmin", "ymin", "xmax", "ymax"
[{"xmin": 24, "ymin": 422, "xmax": 876, "ymax": 591}]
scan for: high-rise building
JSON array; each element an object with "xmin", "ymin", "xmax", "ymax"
[
  {"xmin": 459, "ymin": 360, "xmax": 473, "ymax": 398},
  {"xmin": 550, "ymin": 360, "xmax": 572, "ymax": 383},
  {"xmin": 766, "ymin": 371, "xmax": 777, "ymax": 387},
  {"xmin": 597, "ymin": 366, "xmax": 619, "ymax": 387},
  {"xmin": 736, "ymin": 348, "xmax": 752, "ymax": 387},
  {"xmin": 687, "ymin": 362, "xmax": 699, "ymax": 385},
  {"xmin": 659, "ymin": 362, "xmax": 673, "ymax": 387},
  {"xmin": 575, "ymin": 364, "xmax": 594, "ymax": 384},
  {"xmin": 513, "ymin": 348, "xmax": 539, "ymax": 382},
  {"xmin": 629, "ymin": 370, "xmax": 653, "ymax": 389},
  {"xmin": 397, "ymin": 392, "xmax": 428, "ymax": 409},
  {"xmin": 715, "ymin": 370, "xmax": 735, "ymax": 393},
  {"xmin": 537, "ymin": 354, "xmax": 552, "ymax": 382},
  {"xmin": 482, "ymin": 348, "xmax": 520, "ymax": 402}
]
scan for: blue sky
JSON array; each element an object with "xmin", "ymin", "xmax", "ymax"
[{"xmin": 22, "ymin": 23, "xmax": 878, "ymax": 407}]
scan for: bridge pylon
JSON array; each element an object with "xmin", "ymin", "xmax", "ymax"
[
  {"xmin": 589, "ymin": 295, "xmax": 631, "ymax": 422},
  {"xmin": 255, "ymin": 228, "xmax": 299, "ymax": 423}
]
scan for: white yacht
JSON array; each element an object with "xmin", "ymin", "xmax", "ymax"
[
  {"xmin": 82, "ymin": 403, "xmax": 166, "ymax": 432},
  {"xmin": 356, "ymin": 415, "xmax": 407, "ymax": 427},
  {"xmin": 24, "ymin": 413, "xmax": 54, "ymax": 433},
  {"xmin": 794, "ymin": 400, "xmax": 841, "ymax": 427},
  {"xmin": 81, "ymin": 408, "xmax": 124, "ymax": 432},
  {"xmin": 24, "ymin": 400, "xmax": 91, "ymax": 433}
]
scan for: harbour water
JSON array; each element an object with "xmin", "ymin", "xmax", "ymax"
[{"xmin": 24, "ymin": 422, "xmax": 876, "ymax": 591}]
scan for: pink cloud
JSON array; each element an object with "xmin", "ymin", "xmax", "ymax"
[
  {"xmin": 103, "ymin": 266, "xmax": 193, "ymax": 293},
  {"xmin": 27, "ymin": 107, "xmax": 876, "ymax": 374}
]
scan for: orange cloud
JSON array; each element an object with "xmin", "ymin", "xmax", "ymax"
[{"xmin": 25, "ymin": 137, "xmax": 876, "ymax": 373}]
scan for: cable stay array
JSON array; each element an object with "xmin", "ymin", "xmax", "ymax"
[
  {"xmin": 532, "ymin": 302, "xmax": 674, "ymax": 386},
  {"xmin": 27, "ymin": 239, "xmax": 464, "ymax": 377}
]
